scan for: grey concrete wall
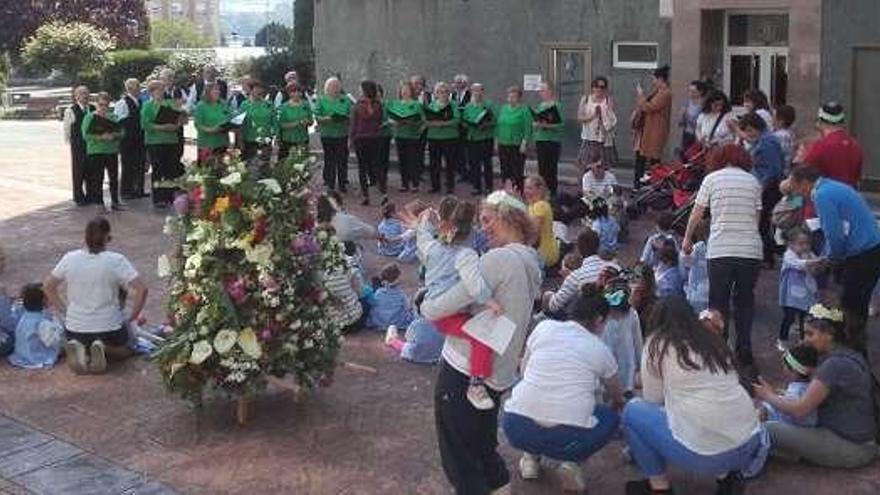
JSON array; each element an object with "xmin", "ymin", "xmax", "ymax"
[
  {"xmin": 315, "ymin": 0, "xmax": 671, "ymax": 161},
  {"xmin": 820, "ymin": 0, "xmax": 880, "ymax": 111}
]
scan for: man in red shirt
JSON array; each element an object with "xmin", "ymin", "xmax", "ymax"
[{"xmin": 800, "ymin": 102, "xmax": 863, "ymax": 187}]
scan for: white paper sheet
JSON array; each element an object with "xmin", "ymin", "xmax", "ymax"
[{"xmin": 462, "ymin": 310, "xmax": 517, "ymax": 355}]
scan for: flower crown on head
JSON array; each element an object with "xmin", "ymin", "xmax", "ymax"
[
  {"xmin": 485, "ymin": 191, "xmax": 527, "ymax": 213},
  {"xmin": 808, "ymin": 303, "xmax": 844, "ymax": 323}
]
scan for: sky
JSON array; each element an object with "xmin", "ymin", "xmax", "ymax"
[{"xmin": 222, "ymin": 0, "xmax": 292, "ymax": 13}]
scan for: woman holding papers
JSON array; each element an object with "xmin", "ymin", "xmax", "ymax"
[
  {"xmin": 420, "ymin": 190, "xmax": 542, "ymax": 495},
  {"xmin": 141, "ymin": 80, "xmax": 184, "ymax": 208},
  {"xmin": 462, "ymin": 83, "xmax": 495, "ymax": 196},
  {"xmin": 81, "ymin": 92, "xmax": 124, "ymax": 211},
  {"xmin": 239, "ymin": 80, "xmax": 276, "ymax": 163},
  {"xmin": 388, "ymin": 81, "xmax": 425, "ymax": 192},
  {"xmin": 314, "ymin": 77, "xmax": 352, "ymax": 193},
  {"xmin": 425, "ymin": 82, "xmax": 461, "ymax": 194},
  {"xmin": 532, "ymin": 82, "xmax": 564, "ymax": 197},
  {"xmin": 277, "ymin": 82, "xmax": 313, "ymax": 163},
  {"xmin": 193, "ymin": 83, "xmax": 231, "ymax": 163},
  {"xmin": 495, "ymin": 86, "xmax": 532, "ymax": 193}
]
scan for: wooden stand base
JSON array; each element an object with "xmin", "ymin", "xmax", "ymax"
[{"xmin": 235, "ymin": 396, "xmax": 254, "ymax": 425}]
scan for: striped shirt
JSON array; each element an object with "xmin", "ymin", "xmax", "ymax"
[
  {"xmin": 695, "ymin": 167, "xmax": 762, "ymax": 260},
  {"xmin": 548, "ymin": 255, "xmax": 620, "ymax": 314}
]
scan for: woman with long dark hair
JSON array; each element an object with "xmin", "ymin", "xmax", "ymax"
[
  {"xmin": 633, "ymin": 66, "xmax": 672, "ymax": 190},
  {"xmin": 349, "ymin": 80, "xmax": 385, "ymax": 205},
  {"xmin": 622, "ymin": 297, "xmax": 761, "ymax": 495},
  {"xmin": 695, "ymin": 90, "xmax": 736, "ymax": 148}
]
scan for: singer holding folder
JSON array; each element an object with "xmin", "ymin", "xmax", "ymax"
[
  {"xmin": 425, "ymin": 82, "xmax": 461, "ymax": 194},
  {"xmin": 193, "ymin": 83, "xmax": 231, "ymax": 163},
  {"xmin": 388, "ymin": 81, "xmax": 425, "ymax": 192},
  {"xmin": 81, "ymin": 92, "xmax": 124, "ymax": 211},
  {"xmin": 533, "ymin": 82, "xmax": 564, "ymax": 197},
  {"xmin": 141, "ymin": 80, "xmax": 184, "ymax": 207},
  {"xmin": 462, "ymin": 83, "xmax": 496, "ymax": 195},
  {"xmin": 314, "ymin": 77, "xmax": 352, "ymax": 192},
  {"xmin": 495, "ymin": 86, "xmax": 532, "ymax": 193},
  {"xmin": 277, "ymin": 82, "xmax": 313, "ymax": 162}
]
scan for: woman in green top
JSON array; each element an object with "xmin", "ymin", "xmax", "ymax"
[
  {"xmin": 388, "ymin": 80, "xmax": 425, "ymax": 192},
  {"xmin": 141, "ymin": 79, "xmax": 184, "ymax": 207},
  {"xmin": 462, "ymin": 83, "xmax": 496, "ymax": 195},
  {"xmin": 81, "ymin": 92, "xmax": 124, "ymax": 211},
  {"xmin": 496, "ymin": 85, "xmax": 532, "ymax": 193},
  {"xmin": 277, "ymin": 82, "xmax": 314, "ymax": 163},
  {"xmin": 314, "ymin": 77, "xmax": 352, "ymax": 192},
  {"xmin": 425, "ymin": 82, "xmax": 461, "ymax": 194},
  {"xmin": 533, "ymin": 82, "xmax": 564, "ymax": 196},
  {"xmin": 193, "ymin": 83, "xmax": 231, "ymax": 163},
  {"xmin": 239, "ymin": 80, "xmax": 276, "ymax": 163}
]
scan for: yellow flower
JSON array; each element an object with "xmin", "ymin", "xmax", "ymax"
[
  {"xmin": 211, "ymin": 196, "xmax": 231, "ymax": 217},
  {"xmin": 238, "ymin": 327, "xmax": 262, "ymax": 359}
]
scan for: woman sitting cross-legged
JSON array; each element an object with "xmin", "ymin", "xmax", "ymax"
[
  {"xmin": 502, "ymin": 283, "xmax": 625, "ymax": 492},
  {"xmin": 753, "ymin": 303, "xmax": 878, "ymax": 470},
  {"xmin": 622, "ymin": 296, "xmax": 763, "ymax": 495}
]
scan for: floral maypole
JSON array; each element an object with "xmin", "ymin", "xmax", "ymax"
[{"xmin": 156, "ymin": 150, "xmax": 345, "ymax": 420}]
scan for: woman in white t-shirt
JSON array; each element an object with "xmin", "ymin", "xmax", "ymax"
[
  {"xmin": 44, "ymin": 217, "xmax": 147, "ymax": 374},
  {"xmin": 622, "ymin": 297, "xmax": 761, "ymax": 495},
  {"xmin": 581, "ymin": 158, "xmax": 618, "ymax": 199},
  {"xmin": 503, "ymin": 284, "xmax": 624, "ymax": 492},
  {"xmin": 695, "ymin": 90, "xmax": 736, "ymax": 148}
]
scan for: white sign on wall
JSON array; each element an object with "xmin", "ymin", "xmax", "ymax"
[
  {"xmin": 523, "ymin": 74, "xmax": 543, "ymax": 91},
  {"xmin": 659, "ymin": 0, "xmax": 673, "ymax": 18}
]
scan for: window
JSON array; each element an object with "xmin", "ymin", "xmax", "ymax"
[
  {"xmin": 727, "ymin": 14, "xmax": 789, "ymax": 47},
  {"xmin": 613, "ymin": 42, "xmax": 659, "ymax": 69}
]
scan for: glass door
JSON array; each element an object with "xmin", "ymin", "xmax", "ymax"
[
  {"xmin": 723, "ymin": 12, "xmax": 789, "ymax": 109},
  {"xmin": 545, "ymin": 45, "xmax": 592, "ymax": 158}
]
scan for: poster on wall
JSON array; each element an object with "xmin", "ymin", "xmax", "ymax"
[{"xmin": 523, "ymin": 74, "xmax": 543, "ymax": 91}]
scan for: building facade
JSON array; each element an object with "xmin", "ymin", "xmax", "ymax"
[
  {"xmin": 147, "ymin": 0, "xmax": 222, "ymax": 45},
  {"xmin": 315, "ymin": 0, "xmax": 880, "ymax": 182}
]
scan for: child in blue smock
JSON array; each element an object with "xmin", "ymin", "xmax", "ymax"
[
  {"xmin": 0, "ymin": 291, "xmax": 18, "ymax": 357},
  {"xmin": 777, "ymin": 227, "xmax": 820, "ymax": 350},
  {"xmin": 653, "ymin": 241, "xmax": 684, "ymax": 299},
  {"xmin": 367, "ymin": 263, "xmax": 414, "ymax": 331},
  {"xmin": 588, "ymin": 196, "xmax": 619, "ymax": 255},
  {"xmin": 759, "ymin": 344, "xmax": 818, "ymax": 427},
  {"xmin": 640, "ymin": 212, "xmax": 679, "ymax": 268},
  {"xmin": 601, "ymin": 278, "xmax": 643, "ymax": 398},
  {"xmin": 680, "ymin": 220, "xmax": 709, "ymax": 313},
  {"xmin": 8, "ymin": 284, "xmax": 63, "ymax": 369},
  {"xmin": 377, "ymin": 201, "xmax": 406, "ymax": 257}
]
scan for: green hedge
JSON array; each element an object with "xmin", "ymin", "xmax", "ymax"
[{"xmin": 101, "ymin": 49, "xmax": 168, "ymax": 95}]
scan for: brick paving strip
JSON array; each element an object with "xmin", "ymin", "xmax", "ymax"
[{"xmin": 0, "ymin": 415, "xmax": 174, "ymax": 495}]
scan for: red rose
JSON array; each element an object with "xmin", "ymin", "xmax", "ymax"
[{"xmin": 229, "ymin": 193, "xmax": 243, "ymax": 209}]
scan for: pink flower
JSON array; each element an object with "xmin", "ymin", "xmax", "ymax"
[
  {"xmin": 289, "ymin": 234, "xmax": 319, "ymax": 255},
  {"xmin": 260, "ymin": 329, "xmax": 273, "ymax": 341},
  {"xmin": 173, "ymin": 194, "xmax": 189, "ymax": 216},
  {"xmin": 259, "ymin": 273, "xmax": 279, "ymax": 293},
  {"xmin": 224, "ymin": 276, "xmax": 249, "ymax": 305}
]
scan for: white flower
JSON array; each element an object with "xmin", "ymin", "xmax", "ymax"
[
  {"xmin": 189, "ymin": 340, "xmax": 213, "ymax": 364},
  {"xmin": 213, "ymin": 329, "xmax": 238, "ymax": 355},
  {"xmin": 289, "ymin": 319, "xmax": 302, "ymax": 330},
  {"xmin": 238, "ymin": 328, "xmax": 263, "ymax": 359},
  {"xmin": 245, "ymin": 243, "xmax": 274, "ymax": 267},
  {"xmin": 157, "ymin": 254, "xmax": 172, "ymax": 279},
  {"xmin": 257, "ymin": 178, "xmax": 282, "ymax": 195},
  {"xmin": 293, "ymin": 161, "xmax": 306, "ymax": 173},
  {"xmin": 162, "ymin": 217, "xmax": 177, "ymax": 236},
  {"xmin": 183, "ymin": 253, "xmax": 203, "ymax": 279},
  {"xmin": 316, "ymin": 230, "xmax": 328, "ymax": 241},
  {"xmin": 219, "ymin": 171, "xmax": 242, "ymax": 186}
]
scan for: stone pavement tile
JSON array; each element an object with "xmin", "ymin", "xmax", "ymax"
[
  {"xmin": 0, "ymin": 477, "xmax": 33, "ymax": 495},
  {"xmin": 121, "ymin": 480, "xmax": 178, "ymax": 495},
  {"xmin": 0, "ymin": 418, "xmax": 52, "ymax": 459},
  {"xmin": 0, "ymin": 440, "xmax": 81, "ymax": 478},
  {"xmin": 11, "ymin": 453, "xmax": 145, "ymax": 495}
]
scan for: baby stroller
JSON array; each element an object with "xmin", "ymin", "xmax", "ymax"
[{"xmin": 628, "ymin": 146, "xmax": 707, "ymax": 221}]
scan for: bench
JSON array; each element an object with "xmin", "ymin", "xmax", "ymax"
[{"xmin": 15, "ymin": 96, "xmax": 61, "ymax": 119}]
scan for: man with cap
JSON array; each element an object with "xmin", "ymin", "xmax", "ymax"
[{"xmin": 798, "ymin": 102, "xmax": 863, "ymax": 188}]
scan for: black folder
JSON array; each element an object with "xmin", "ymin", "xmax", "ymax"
[
  {"xmin": 466, "ymin": 108, "xmax": 494, "ymax": 127},
  {"xmin": 387, "ymin": 108, "xmax": 422, "ymax": 123},
  {"xmin": 424, "ymin": 104, "xmax": 454, "ymax": 122},
  {"xmin": 87, "ymin": 114, "xmax": 121, "ymax": 134},
  {"xmin": 531, "ymin": 105, "xmax": 562, "ymax": 124},
  {"xmin": 330, "ymin": 110, "xmax": 350, "ymax": 122},
  {"xmin": 155, "ymin": 105, "xmax": 184, "ymax": 125}
]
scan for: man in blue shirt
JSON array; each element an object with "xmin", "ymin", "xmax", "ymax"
[
  {"xmin": 740, "ymin": 112, "xmax": 784, "ymax": 267},
  {"xmin": 787, "ymin": 165, "xmax": 880, "ymax": 353}
]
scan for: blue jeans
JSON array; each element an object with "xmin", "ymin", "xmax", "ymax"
[
  {"xmin": 502, "ymin": 406, "xmax": 620, "ymax": 462},
  {"xmin": 622, "ymin": 399, "xmax": 760, "ymax": 477}
]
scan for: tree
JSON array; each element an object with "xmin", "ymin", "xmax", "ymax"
[
  {"xmin": 292, "ymin": 0, "xmax": 315, "ymax": 88},
  {"xmin": 21, "ymin": 21, "xmax": 115, "ymax": 83},
  {"xmin": 150, "ymin": 19, "xmax": 210, "ymax": 49},
  {"xmin": 254, "ymin": 22, "xmax": 293, "ymax": 51}
]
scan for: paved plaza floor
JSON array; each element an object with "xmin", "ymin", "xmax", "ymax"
[{"xmin": 0, "ymin": 120, "xmax": 878, "ymax": 494}]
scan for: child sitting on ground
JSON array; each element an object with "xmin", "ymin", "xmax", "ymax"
[
  {"xmin": 680, "ymin": 219, "xmax": 709, "ymax": 313},
  {"xmin": 320, "ymin": 226, "xmax": 365, "ymax": 333},
  {"xmin": 368, "ymin": 263, "xmax": 414, "ymax": 331},
  {"xmin": 600, "ymin": 274, "xmax": 643, "ymax": 399},
  {"xmin": 758, "ymin": 343, "xmax": 818, "ymax": 427},
  {"xmin": 396, "ymin": 199, "xmax": 429, "ymax": 264},
  {"xmin": 0, "ymin": 253, "xmax": 16, "ymax": 357},
  {"xmin": 412, "ymin": 196, "xmax": 503, "ymax": 410},
  {"xmin": 8, "ymin": 284, "xmax": 63, "ymax": 369},
  {"xmin": 385, "ymin": 289, "xmax": 446, "ymax": 365},
  {"xmin": 640, "ymin": 212, "xmax": 679, "ymax": 268},
  {"xmin": 377, "ymin": 201, "xmax": 406, "ymax": 257},
  {"xmin": 653, "ymin": 240, "xmax": 684, "ymax": 299},
  {"xmin": 559, "ymin": 251, "xmax": 584, "ymax": 280},
  {"xmin": 777, "ymin": 226, "xmax": 821, "ymax": 351},
  {"xmin": 587, "ymin": 196, "xmax": 619, "ymax": 254}
]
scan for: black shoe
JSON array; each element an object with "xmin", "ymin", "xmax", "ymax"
[
  {"xmin": 716, "ymin": 472, "xmax": 745, "ymax": 495},
  {"xmin": 399, "ymin": 187, "xmax": 410, "ymax": 193},
  {"xmin": 111, "ymin": 203, "xmax": 126, "ymax": 211},
  {"xmin": 625, "ymin": 480, "xmax": 674, "ymax": 495},
  {"xmin": 361, "ymin": 197, "xmax": 370, "ymax": 206},
  {"xmin": 429, "ymin": 187, "xmax": 441, "ymax": 194},
  {"xmin": 74, "ymin": 199, "xmax": 88, "ymax": 207}
]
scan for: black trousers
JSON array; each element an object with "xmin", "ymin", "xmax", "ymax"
[
  {"xmin": 429, "ymin": 139, "xmax": 458, "ymax": 193},
  {"xmin": 840, "ymin": 243, "xmax": 880, "ymax": 354},
  {"xmin": 708, "ymin": 257, "xmax": 760, "ymax": 363},
  {"xmin": 456, "ymin": 136, "xmax": 469, "ymax": 181},
  {"xmin": 321, "ymin": 137, "xmax": 349, "ymax": 191},
  {"xmin": 779, "ymin": 307, "xmax": 806, "ymax": 341},
  {"xmin": 379, "ymin": 135, "xmax": 392, "ymax": 181},
  {"xmin": 396, "ymin": 137, "xmax": 422, "ymax": 190},
  {"xmin": 468, "ymin": 139, "xmax": 494, "ymax": 194},
  {"xmin": 278, "ymin": 141, "xmax": 308, "ymax": 163},
  {"xmin": 354, "ymin": 137, "xmax": 384, "ymax": 196},
  {"xmin": 86, "ymin": 153, "xmax": 120, "ymax": 206},
  {"xmin": 434, "ymin": 360, "xmax": 509, "ymax": 494},
  {"xmin": 66, "ymin": 327, "xmax": 128, "ymax": 347},
  {"xmin": 119, "ymin": 138, "xmax": 146, "ymax": 197},
  {"xmin": 71, "ymin": 143, "xmax": 88, "ymax": 204},
  {"xmin": 633, "ymin": 153, "xmax": 659, "ymax": 190},
  {"xmin": 498, "ymin": 145, "xmax": 525, "ymax": 193},
  {"xmin": 759, "ymin": 181, "xmax": 783, "ymax": 264},
  {"xmin": 148, "ymin": 143, "xmax": 182, "ymax": 205},
  {"xmin": 535, "ymin": 140, "xmax": 561, "ymax": 196}
]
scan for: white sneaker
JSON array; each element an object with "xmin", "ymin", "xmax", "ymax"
[
  {"xmin": 519, "ymin": 453, "xmax": 541, "ymax": 480},
  {"xmin": 466, "ymin": 383, "xmax": 495, "ymax": 410},
  {"xmin": 89, "ymin": 340, "xmax": 107, "ymax": 374},
  {"xmin": 775, "ymin": 338, "xmax": 788, "ymax": 353},
  {"xmin": 64, "ymin": 340, "xmax": 88, "ymax": 375},
  {"xmin": 384, "ymin": 325, "xmax": 398, "ymax": 346},
  {"xmin": 557, "ymin": 461, "xmax": 587, "ymax": 493}
]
